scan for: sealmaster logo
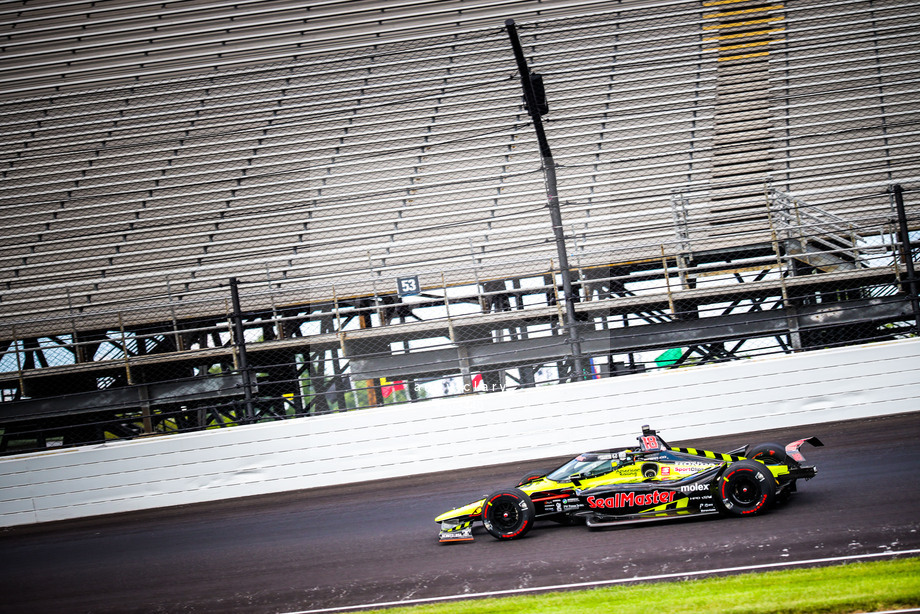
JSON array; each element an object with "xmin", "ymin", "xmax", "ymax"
[{"xmin": 586, "ymin": 491, "xmax": 675, "ymax": 508}]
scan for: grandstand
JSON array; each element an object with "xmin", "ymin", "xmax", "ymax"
[{"xmin": 0, "ymin": 0, "xmax": 918, "ymax": 453}]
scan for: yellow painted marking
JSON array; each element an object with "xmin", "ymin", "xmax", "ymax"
[
  {"xmin": 704, "ymin": 5, "xmax": 783, "ymax": 19},
  {"xmin": 704, "ymin": 0, "xmax": 762, "ymax": 6},
  {"xmin": 703, "ymin": 17, "xmax": 784, "ymax": 30}
]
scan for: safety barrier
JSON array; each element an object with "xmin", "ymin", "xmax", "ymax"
[{"xmin": 1, "ymin": 337, "xmax": 917, "ymax": 528}]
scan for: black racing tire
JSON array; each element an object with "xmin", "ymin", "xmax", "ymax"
[
  {"xmin": 746, "ymin": 442, "xmax": 787, "ymax": 465},
  {"xmin": 716, "ymin": 460, "xmax": 777, "ymax": 516},
  {"xmin": 481, "ymin": 488, "xmax": 536, "ymax": 541},
  {"xmin": 516, "ymin": 469, "xmax": 550, "ymax": 487}
]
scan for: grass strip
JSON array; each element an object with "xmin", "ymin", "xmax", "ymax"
[{"xmin": 366, "ymin": 556, "xmax": 920, "ymax": 614}]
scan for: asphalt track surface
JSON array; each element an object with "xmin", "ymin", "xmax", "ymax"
[{"xmin": 1, "ymin": 412, "xmax": 918, "ymax": 614}]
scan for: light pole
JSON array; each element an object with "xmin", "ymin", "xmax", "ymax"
[{"xmin": 505, "ymin": 18, "xmax": 586, "ymax": 379}]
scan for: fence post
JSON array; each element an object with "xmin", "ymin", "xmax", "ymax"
[
  {"xmin": 229, "ymin": 277, "xmax": 256, "ymax": 423},
  {"xmin": 892, "ymin": 184, "xmax": 920, "ymax": 332}
]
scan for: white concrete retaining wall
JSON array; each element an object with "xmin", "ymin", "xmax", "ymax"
[{"xmin": 2, "ymin": 338, "xmax": 919, "ymax": 528}]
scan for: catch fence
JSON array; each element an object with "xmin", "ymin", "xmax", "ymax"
[{"xmin": 0, "ymin": 0, "xmax": 918, "ymax": 453}]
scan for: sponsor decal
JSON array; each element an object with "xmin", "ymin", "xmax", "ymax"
[
  {"xmin": 660, "ymin": 466, "xmax": 671, "ymax": 477},
  {"xmin": 550, "ymin": 499, "xmax": 581, "ymax": 513},
  {"xmin": 679, "ymin": 482, "xmax": 710, "ymax": 493},
  {"xmin": 586, "ymin": 490, "xmax": 675, "ymax": 508},
  {"xmin": 675, "ymin": 463, "xmax": 713, "ymax": 471}
]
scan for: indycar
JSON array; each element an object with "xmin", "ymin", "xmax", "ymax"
[{"xmin": 436, "ymin": 426, "xmax": 822, "ymax": 542}]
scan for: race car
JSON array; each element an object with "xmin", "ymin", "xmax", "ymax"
[{"xmin": 436, "ymin": 426, "xmax": 822, "ymax": 542}]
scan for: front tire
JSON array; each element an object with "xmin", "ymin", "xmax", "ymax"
[
  {"xmin": 717, "ymin": 460, "xmax": 776, "ymax": 516},
  {"xmin": 482, "ymin": 488, "xmax": 536, "ymax": 540}
]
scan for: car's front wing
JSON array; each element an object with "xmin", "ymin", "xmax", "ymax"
[{"xmin": 439, "ymin": 519, "xmax": 475, "ymax": 543}]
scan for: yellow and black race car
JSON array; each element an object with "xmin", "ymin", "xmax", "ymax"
[{"xmin": 436, "ymin": 426, "xmax": 822, "ymax": 542}]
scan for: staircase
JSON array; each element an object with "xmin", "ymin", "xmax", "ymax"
[{"xmin": 767, "ymin": 189, "xmax": 863, "ymax": 273}]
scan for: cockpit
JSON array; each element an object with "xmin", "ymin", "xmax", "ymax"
[{"xmin": 546, "ymin": 449, "xmax": 633, "ymax": 482}]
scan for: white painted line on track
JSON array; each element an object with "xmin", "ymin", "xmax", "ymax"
[{"xmin": 283, "ymin": 548, "xmax": 920, "ymax": 614}]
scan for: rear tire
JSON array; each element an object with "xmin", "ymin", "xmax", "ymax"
[
  {"xmin": 746, "ymin": 442, "xmax": 787, "ymax": 465},
  {"xmin": 482, "ymin": 488, "xmax": 536, "ymax": 540},
  {"xmin": 517, "ymin": 469, "xmax": 549, "ymax": 487},
  {"xmin": 717, "ymin": 460, "xmax": 776, "ymax": 516}
]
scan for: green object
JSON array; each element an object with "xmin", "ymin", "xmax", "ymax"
[
  {"xmin": 655, "ymin": 347, "xmax": 684, "ymax": 367},
  {"xmin": 362, "ymin": 557, "xmax": 920, "ymax": 614}
]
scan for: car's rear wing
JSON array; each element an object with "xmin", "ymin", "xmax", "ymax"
[
  {"xmin": 726, "ymin": 436, "xmax": 824, "ymax": 464},
  {"xmin": 785, "ymin": 436, "xmax": 824, "ymax": 464}
]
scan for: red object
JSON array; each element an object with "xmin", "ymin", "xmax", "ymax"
[{"xmin": 381, "ymin": 379, "xmax": 405, "ymax": 398}]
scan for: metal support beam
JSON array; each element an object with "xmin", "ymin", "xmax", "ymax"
[
  {"xmin": 0, "ymin": 374, "xmax": 248, "ymax": 422},
  {"xmin": 348, "ymin": 295, "xmax": 912, "ymax": 381}
]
